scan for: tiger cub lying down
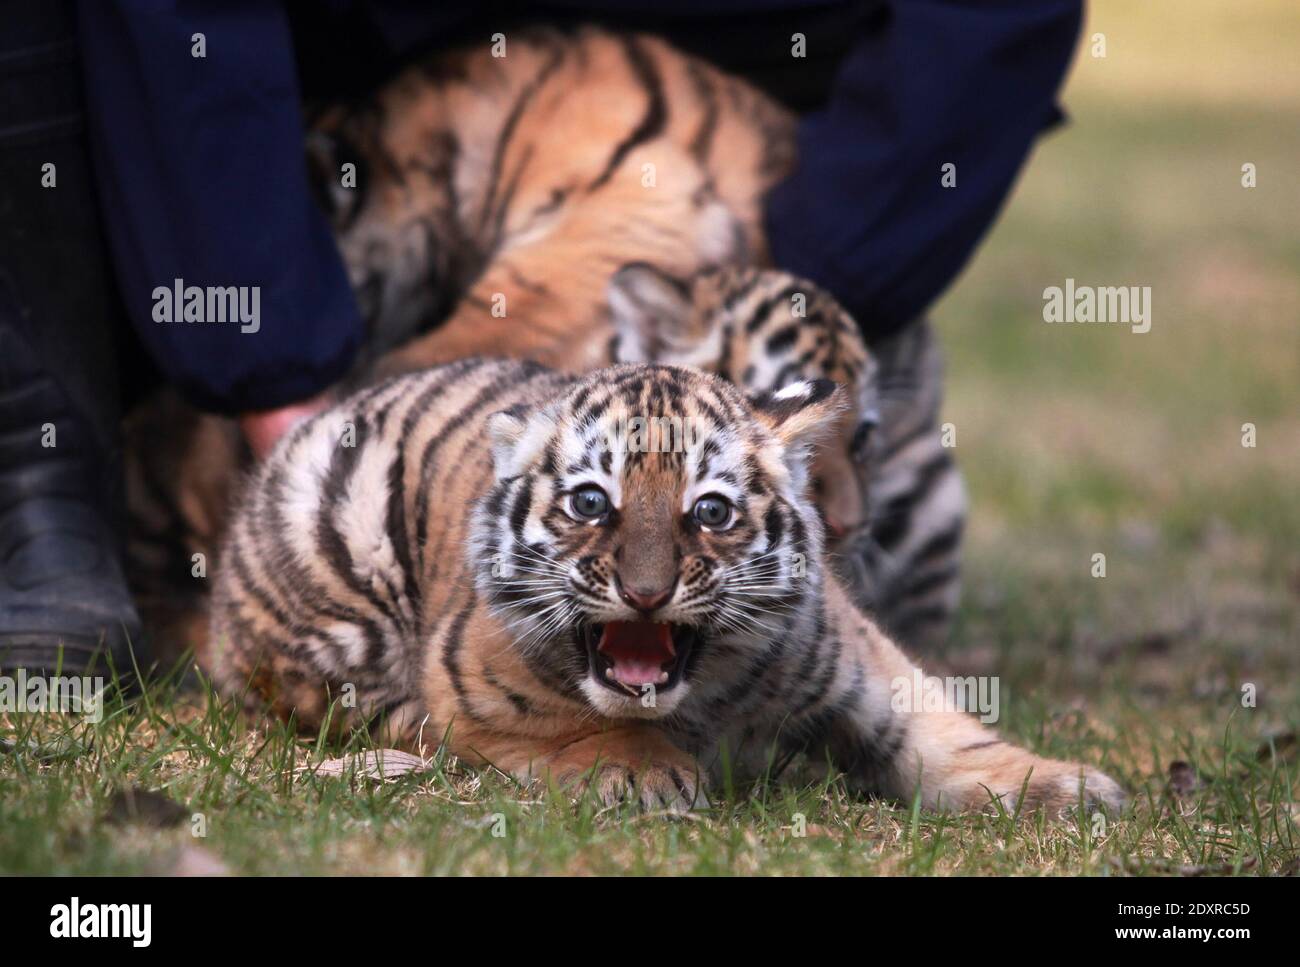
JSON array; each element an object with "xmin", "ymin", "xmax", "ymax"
[
  {"xmin": 127, "ymin": 266, "xmax": 946, "ymax": 665},
  {"xmin": 126, "ymin": 26, "xmax": 961, "ymax": 663},
  {"xmin": 210, "ymin": 359, "xmax": 1122, "ymax": 814}
]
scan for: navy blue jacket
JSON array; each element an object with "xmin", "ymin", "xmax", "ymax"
[{"xmin": 78, "ymin": 1, "xmax": 1081, "ymax": 415}]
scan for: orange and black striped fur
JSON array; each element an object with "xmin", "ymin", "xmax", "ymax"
[
  {"xmin": 308, "ymin": 25, "xmax": 965, "ymax": 646},
  {"xmin": 127, "ymin": 265, "xmax": 958, "ymax": 663},
  {"xmin": 127, "ymin": 27, "xmax": 962, "ymax": 664},
  {"xmin": 210, "ymin": 360, "xmax": 1122, "ymax": 814},
  {"xmin": 309, "ymin": 26, "xmax": 794, "ymax": 371},
  {"xmin": 606, "ymin": 263, "xmax": 965, "ymax": 648},
  {"xmin": 126, "ymin": 24, "xmax": 793, "ymax": 663}
]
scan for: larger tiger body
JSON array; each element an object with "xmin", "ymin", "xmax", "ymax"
[
  {"xmin": 210, "ymin": 359, "xmax": 1119, "ymax": 814},
  {"xmin": 312, "ymin": 25, "xmax": 793, "ymax": 369},
  {"xmin": 126, "ymin": 26, "xmax": 964, "ymax": 668}
]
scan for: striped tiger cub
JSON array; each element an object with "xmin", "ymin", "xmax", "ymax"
[
  {"xmin": 309, "ymin": 25, "xmax": 794, "ymax": 370},
  {"xmin": 842, "ymin": 320, "xmax": 966, "ymax": 647},
  {"xmin": 209, "ymin": 359, "xmax": 1123, "ymax": 814},
  {"xmin": 127, "ymin": 26, "xmax": 961, "ymax": 664},
  {"xmin": 309, "ymin": 24, "xmax": 965, "ymax": 647},
  {"xmin": 126, "ymin": 266, "xmax": 959, "ymax": 665},
  {"xmin": 125, "ymin": 24, "xmax": 794, "ymax": 663},
  {"xmin": 605, "ymin": 263, "xmax": 965, "ymax": 648}
]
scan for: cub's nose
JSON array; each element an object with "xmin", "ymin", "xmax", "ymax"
[{"xmin": 615, "ymin": 575, "xmax": 676, "ymax": 615}]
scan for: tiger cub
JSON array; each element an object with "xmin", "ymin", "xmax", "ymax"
[
  {"xmin": 606, "ymin": 264, "xmax": 965, "ymax": 648},
  {"xmin": 127, "ymin": 24, "xmax": 795, "ymax": 663},
  {"xmin": 128, "ymin": 27, "xmax": 959, "ymax": 662},
  {"xmin": 309, "ymin": 25, "xmax": 794, "ymax": 368},
  {"xmin": 122, "ymin": 267, "xmax": 883, "ymax": 670},
  {"xmin": 210, "ymin": 359, "xmax": 1123, "ymax": 814},
  {"xmin": 310, "ymin": 24, "xmax": 964, "ymax": 646}
]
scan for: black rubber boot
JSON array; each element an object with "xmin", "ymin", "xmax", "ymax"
[
  {"xmin": 0, "ymin": 1, "xmax": 141, "ymax": 675},
  {"xmin": 0, "ymin": 319, "xmax": 141, "ymax": 675}
]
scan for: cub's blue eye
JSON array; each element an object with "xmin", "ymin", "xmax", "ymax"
[
  {"xmin": 692, "ymin": 494, "xmax": 733, "ymax": 530},
  {"xmin": 569, "ymin": 486, "xmax": 610, "ymax": 521}
]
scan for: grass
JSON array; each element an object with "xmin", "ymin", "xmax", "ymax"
[
  {"xmin": 2, "ymin": 0, "xmax": 1297, "ymax": 875},
  {"xmin": 0, "ymin": 661, "xmax": 1293, "ymax": 875}
]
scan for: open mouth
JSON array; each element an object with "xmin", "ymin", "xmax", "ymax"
[{"xmin": 579, "ymin": 622, "xmax": 699, "ymax": 696}]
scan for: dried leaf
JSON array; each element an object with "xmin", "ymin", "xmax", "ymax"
[{"xmin": 303, "ymin": 749, "xmax": 429, "ymax": 781}]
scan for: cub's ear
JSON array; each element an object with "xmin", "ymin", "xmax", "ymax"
[
  {"xmin": 606, "ymin": 262, "xmax": 693, "ymax": 363},
  {"xmin": 748, "ymin": 379, "xmax": 846, "ymax": 453},
  {"xmin": 487, "ymin": 405, "xmax": 550, "ymax": 480}
]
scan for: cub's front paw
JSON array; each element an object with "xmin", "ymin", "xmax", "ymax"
[
  {"xmin": 545, "ymin": 728, "xmax": 706, "ymax": 813},
  {"xmin": 582, "ymin": 760, "xmax": 706, "ymax": 813},
  {"xmin": 1014, "ymin": 761, "xmax": 1127, "ymax": 816}
]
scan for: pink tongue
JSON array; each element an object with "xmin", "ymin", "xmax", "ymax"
[{"xmin": 598, "ymin": 621, "xmax": 675, "ymax": 687}]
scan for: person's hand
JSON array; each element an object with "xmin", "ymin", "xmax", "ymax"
[{"xmin": 238, "ymin": 395, "xmax": 330, "ymax": 460}]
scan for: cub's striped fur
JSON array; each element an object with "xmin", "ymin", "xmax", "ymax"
[
  {"xmin": 310, "ymin": 25, "xmax": 794, "ymax": 369},
  {"xmin": 127, "ymin": 267, "xmax": 960, "ymax": 663},
  {"xmin": 606, "ymin": 264, "xmax": 965, "ymax": 648},
  {"xmin": 841, "ymin": 321, "xmax": 966, "ymax": 646},
  {"xmin": 127, "ymin": 24, "xmax": 794, "ymax": 664},
  {"xmin": 309, "ymin": 25, "xmax": 965, "ymax": 647},
  {"xmin": 210, "ymin": 360, "xmax": 1122, "ymax": 815},
  {"xmin": 127, "ymin": 26, "xmax": 962, "ymax": 663}
]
